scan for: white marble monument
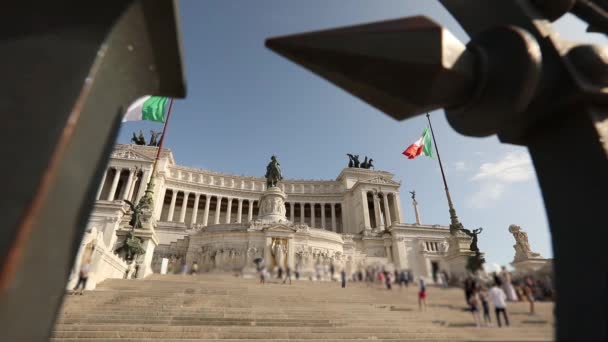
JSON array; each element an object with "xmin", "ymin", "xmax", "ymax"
[{"xmin": 70, "ymin": 144, "xmax": 477, "ymax": 286}]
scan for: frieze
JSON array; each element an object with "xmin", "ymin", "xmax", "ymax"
[{"xmin": 111, "ymin": 149, "xmax": 154, "ymax": 162}]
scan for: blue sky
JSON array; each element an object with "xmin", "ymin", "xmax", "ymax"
[{"xmin": 117, "ymin": 1, "xmax": 606, "ymax": 268}]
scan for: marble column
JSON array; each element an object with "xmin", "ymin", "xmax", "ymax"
[
  {"xmin": 214, "ymin": 196, "xmax": 223, "ymax": 224},
  {"xmin": 135, "ymin": 168, "xmax": 151, "ymax": 202},
  {"xmin": 154, "ymin": 187, "xmax": 166, "ymax": 220},
  {"xmin": 236, "ymin": 199, "xmax": 243, "ymax": 224},
  {"xmin": 126, "ymin": 172, "xmax": 139, "ymax": 201},
  {"xmin": 321, "ymin": 203, "xmax": 326, "ymax": 229},
  {"xmin": 203, "ymin": 195, "xmax": 211, "ymax": 226},
  {"xmin": 361, "ymin": 191, "xmax": 371, "ymax": 231},
  {"xmin": 331, "ymin": 203, "xmax": 337, "ymax": 232},
  {"xmin": 385, "ymin": 244, "xmax": 393, "ymax": 262},
  {"xmin": 191, "ymin": 193, "xmax": 200, "ymax": 225},
  {"xmin": 290, "ymin": 202, "xmax": 294, "ymax": 222},
  {"xmin": 287, "ymin": 238, "xmax": 295, "ymax": 269},
  {"xmin": 167, "ymin": 190, "xmax": 178, "ymax": 222},
  {"xmin": 247, "ymin": 200, "xmax": 254, "ymax": 222},
  {"xmin": 179, "ymin": 192, "xmax": 190, "ymax": 223},
  {"xmin": 392, "ymin": 238, "xmax": 408, "ymax": 269},
  {"xmin": 96, "ymin": 168, "xmax": 108, "ymax": 200},
  {"xmin": 300, "ymin": 203, "xmax": 305, "ymax": 224},
  {"xmin": 226, "ymin": 198, "xmax": 233, "ymax": 224},
  {"xmin": 382, "ymin": 194, "xmax": 392, "ymax": 228},
  {"xmin": 310, "ymin": 203, "xmax": 315, "ymax": 228},
  {"xmin": 413, "ymin": 197, "xmax": 421, "ymax": 225},
  {"xmin": 393, "ymin": 193, "xmax": 404, "ymax": 224},
  {"xmin": 122, "ymin": 168, "xmax": 135, "ymax": 200},
  {"xmin": 107, "ymin": 168, "xmax": 122, "ymax": 201},
  {"xmin": 373, "ymin": 193, "xmax": 384, "ymax": 231}
]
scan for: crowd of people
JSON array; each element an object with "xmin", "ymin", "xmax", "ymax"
[{"xmin": 463, "ymin": 266, "xmax": 554, "ymax": 328}]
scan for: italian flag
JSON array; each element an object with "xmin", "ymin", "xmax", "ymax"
[
  {"xmin": 122, "ymin": 96, "xmax": 170, "ymax": 123},
  {"xmin": 403, "ymin": 128, "xmax": 433, "ymax": 159}
]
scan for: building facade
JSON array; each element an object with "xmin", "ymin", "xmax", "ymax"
[{"xmin": 73, "ymin": 144, "xmax": 470, "ymax": 289}]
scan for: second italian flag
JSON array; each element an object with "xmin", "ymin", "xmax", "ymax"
[{"xmin": 403, "ymin": 127, "xmax": 433, "ymax": 159}]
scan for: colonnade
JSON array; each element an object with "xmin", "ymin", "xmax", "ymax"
[
  {"xmin": 160, "ymin": 190, "xmax": 258, "ymax": 226},
  {"xmin": 159, "ymin": 188, "xmax": 343, "ymax": 232},
  {"xmin": 285, "ymin": 202, "xmax": 342, "ymax": 232},
  {"xmin": 363, "ymin": 191, "xmax": 401, "ymax": 231},
  {"xmin": 96, "ymin": 166, "xmax": 151, "ymax": 203}
]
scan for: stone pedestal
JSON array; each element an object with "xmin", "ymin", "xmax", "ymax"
[
  {"xmin": 136, "ymin": 229, "xmax": 159, "ymax": 278},
  {"xmin": 444, "ymin": 233, "xmax": 476, "ymax": 279},
  {"xmin": 511, "ymin": 257, "xmax": 550, "ymax": 273},
  {"xmin": 256, "ymin": 186, "xmax": 289, "ymax": 224}
]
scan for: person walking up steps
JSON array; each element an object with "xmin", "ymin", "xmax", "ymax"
[
  {"xmin": 73, "ymin": 259, "xmax": 91, "ymax": 295},
  {"xmin": 418, "ymin": 277, "xmax": 427, "ymax": 311},
  {"xmin": 489, "ymin": 281, "xmax": 510, "ymax": 327},
  {"xmin": 523, "ymin": 276, "xmax": 536, "ymax": 315},
  {"xmin": 283, "ymin": 266, "xmax": 292, "ymax": 285},
  {"xmin": 480, "ymin": 285, "xmax": 492, "ymax": 327},
  {"xmin": 468, "ymin": 287, "xmax": 482, "ymax": 327}
]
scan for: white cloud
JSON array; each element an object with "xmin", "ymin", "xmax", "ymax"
[
  {"xmin": 470, "ymin": 151, "xmax": 534, "ymax": 183},
  {"xmin": 467, "ymin": 151, "xmax": 534, "ymax": 208},
  {"xmin": 454, "ymin": 161, "xmax": 467, "ymax": 171},
  {"xmin": 467, "ymin": 183, "xmax": 505, "ymax": 209}
]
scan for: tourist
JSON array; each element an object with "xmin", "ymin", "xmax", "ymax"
[
  {"xmin": 385, "ymin": 271, "xmax": 393, "ymax": 290},
  {"xmin": 191, "ymin": 261, "xmax": 198, "ymax": 275},
  {"xmin": 468, "ymin": 287, "xmax": 482, "ymax": 327},
  {"xmin": 283, "ymin": 266, "xmax": 292, "ymax": 285},
  {"xmin": 73, "ymin": 259, "xmax": 91, "ymax": 295},
  {"xmin": 441, "ymin": 270, "xmax": 450, "ymax": 287},
  {"xmin": 294, "ymin": 264, "xmax": 300, "ymax": 280},
  {"xmin": 277, "ymin": 266, "xmax": 283, "ymax": 279},
  {"xmin": 341, "ymin": 269, "xmax": 346, "ymax": 288},
  {"xmin": 500, "ymin": 266, "xmax": 518, "ymax": 301},
  {"xmin": 480, "ymin": 286, "xmax": 492, "ymax": 327},
  {"xmin": 180, "ymin": 262, "xmax": 188, "ymax": 275},
  {"xmin": 489, "ymin": 281, "xmax": 510, "ymax": 327},
  {"xmin": 418, "ymin": 277, "xmax": 427, "ymax": 311},
  {"xmin": 523, "ymin": 276, "xmax": 536, "ymax": 315},
  {"xmin": 464, "ymin": 277, "xmax": 475, "ymax": 305},
  {"xmin": 259, "ymin": 267, "xmax": 266, "ymax": 285},
  {"xmin": 330, "ymin": 263, "xmax": 335, "ymax": 281}
]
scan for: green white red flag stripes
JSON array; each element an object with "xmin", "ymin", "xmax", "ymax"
[
  {"xmin": 122, "ymin": 96, "xmax": 170, "ymax": 123},
  {"xmin": 403, "ymin": 127, "xmax": 433, "ymax": 159}
]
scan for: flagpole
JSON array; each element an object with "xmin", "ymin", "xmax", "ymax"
[{"xmin": 426, "ymin": 113, "xmax": 461, "ymax": 234}]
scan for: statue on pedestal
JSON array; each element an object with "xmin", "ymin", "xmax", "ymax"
[
  {"xmin": 460, "ymin": 227, "xmax": 483, "ymax": 252},
  {"xmin": 265, "ymin": 155, "xmax": 283, "ymax": 188},
  {"xmin": 509, "ymin": 224, "xmax": 541, "ymax": 261}
]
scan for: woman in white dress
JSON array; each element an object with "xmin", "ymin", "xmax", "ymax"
[{"xmin": 500, "ymin": 267, "xmax": 518, "ymax": 301}]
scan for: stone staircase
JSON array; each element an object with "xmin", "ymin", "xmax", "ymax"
[{"xmin": 52, "ymin": 274, "xmax": 554, "ymax": 341}]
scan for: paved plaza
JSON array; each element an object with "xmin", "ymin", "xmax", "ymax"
[{"xmin": 53, "ymin": 274, "xmax": 554, "ymax": 341}]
